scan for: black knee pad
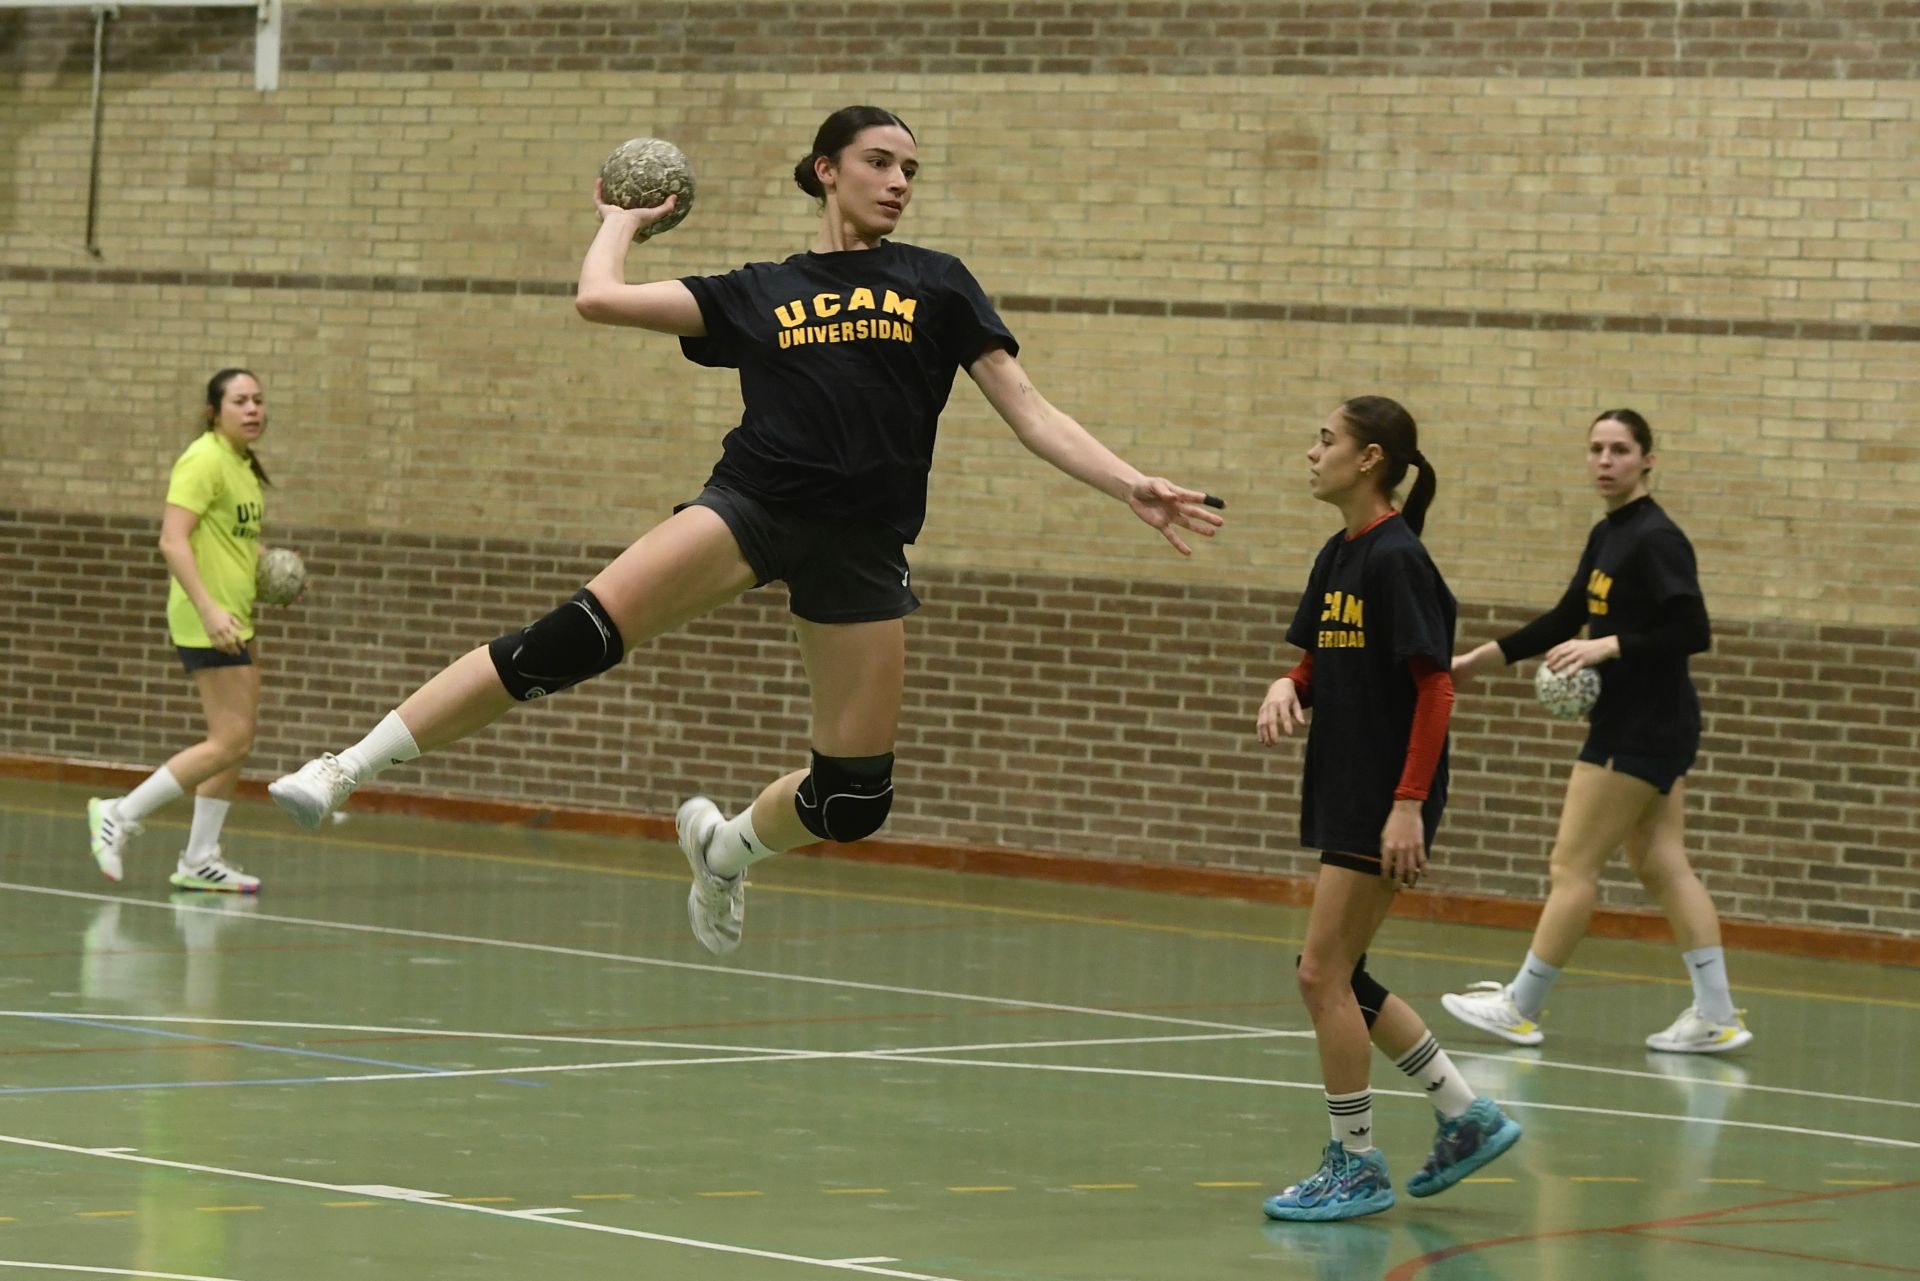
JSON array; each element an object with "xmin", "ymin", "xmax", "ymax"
[
  {"xmin": 487, "ymin": 588, "xmax": 625, "ymax": 702},
  {"xmin": 794, "ymin": 750, "xmax": 894, "ymax": 842},
  {"xmin": 1351, "ymin": 953, "xmax": 1390, "ymax": 1029}
]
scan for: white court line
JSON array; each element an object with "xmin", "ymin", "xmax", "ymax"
[
  {"xmin": 0, "ymin": 1265, "xmax": 255, "ymax": 1281},
  {"xmin": 0, "ymin": 1014, "xmax": 1297, "ymax": 1059},
  {"xmin": 6, "ymin": 877, "xmax": 1915, "ymax": 1116},
  {"xmin": 12, "ymin": 1019, "xmax": 1906, "ymax": 1153},
  {"xmin": 1449, "ymin": 1048, "xmax": 1920, "ymax": 1113},
  {"xmin": 0, "ymin": 1012, "xmax": 830, "ymax": 1061},
  {"xmin": 837, "ymin": 1052, "xmax": 1920, "ymax": 1150},
  {"xmin": 193, "ymin": 1050, "xmax": 837, "ymax": 1087},
  {"xmin": 0, "ymin": 1133, "xmax": 963, "ymax": 1281},
  {"xmin": 861, "ymin": 1031, "xmax": 1296, "ymax": 1054},
  {"xmin": 0, "ymin": 882, "xmax": 1273, "ymax": 1035}
]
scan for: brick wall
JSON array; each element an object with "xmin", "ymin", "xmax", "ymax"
[{"xmin": 4, "ymin": 1, "xmax": 1916, "ymax": 935}]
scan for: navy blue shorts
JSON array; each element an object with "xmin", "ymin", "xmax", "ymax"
[
  {"xmin": 177, "ymin": 643, "xmax": 253, "ymax": 673},
  {"xmin": 680, "ymin": 485, "xmax": 919, "ymax": 625},
  {"xmin": 1578, "ymin": 737, "xmax": 1694, "ymax": 795}
]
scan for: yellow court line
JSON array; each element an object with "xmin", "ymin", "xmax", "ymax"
[
  {"xmin": 198, "ymin": 1205, "xmax": 264, "ymax": 1213},
  {"xmin": 1825, "ymin": 1179, "xmax": 1894, "ymax": 1186},
  {"xmin": 74, "ymin": 1210, "xmax": 137, "ymax": 1218},
  {"xmin": 323, "ymin": 1200, "xmax": 381, "ymax": 1207},
  {"xmin": 1701, "ymin": 1178, "xmax": 1764, "ymax": 1185},
  {"xmin": 1069, "ymin": 1183, "xmax": 1138, "ymax": 1190},
  {"xmin": 0, "ymin": 1216, "xmax": 15, "ymax": 1222},
  {"xmin": 947, "ymin": 1186, "xmax": 1016, "ymax": 1194},
  {"xmin": 695, "ymin": 1190, "xmax": 763, "ymax": 1199},
  {"xmin": 1463, "ymin": 1177, "xmax": 1515, "ymax": 1184},
  {"xmin": 570, "ymin": 1193, "xmax": 634, "ymax": 1201},
  {"xmin": 8, "ymin": 799, "xmax": 1914, "ymax": 1010},
  {"xmin": 823, "ymin": 1188, "xmax": 890, "ymax": 1195},
  {"xmin": 1571, "ymin": 1177, "xmax": 1642, "ymax": 1184},
  {"xmin": 1195, "ymin": 1181, "xmax": 1261, "ymax": 1188}
]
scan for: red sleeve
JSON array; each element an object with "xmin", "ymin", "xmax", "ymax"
[
  {"xmin": 1286, "ymin": 651, "xmax": 1313, "ymax": 708},
  {"xmin": 1394, "ymin": 655, "xmax": 1453, "ymax": 801}
]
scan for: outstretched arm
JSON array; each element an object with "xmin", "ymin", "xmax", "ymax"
[
  {"xmin": 574, "ymin": 185, "xmax": 706, "ymax": 335},
  {"xmin": 967, "ymin": 346, "xmax": 1224, "ymax": 555}
]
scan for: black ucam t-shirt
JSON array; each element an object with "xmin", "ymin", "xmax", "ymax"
[
  {"xmin": 1284, "ymin": 514, "xmax": 1457, "ymax": 857},
  {"xmin": 680, "ymin": 241, "xmax": 1017, "ymax": 541},
  {"xmin": 1499, "ymin": 495, "xmax": 1708, "ymax": 755}
]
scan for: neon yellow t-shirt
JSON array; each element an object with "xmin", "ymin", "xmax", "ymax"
[{"xmin": 164, "ymin": 432, "xmax": 264, "ymax": 647}]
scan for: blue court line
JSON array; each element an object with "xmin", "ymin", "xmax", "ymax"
[
  {"xmin": 0, "ymin": 1075, "xmax": 362, "ymax": 1096},
  {"xmin": 24, "ymin": 1014, "xmax": 545, "ymax": 1088}
]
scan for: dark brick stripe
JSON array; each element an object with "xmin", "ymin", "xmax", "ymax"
[
  {"xmin": 4, "ymin": 1, "xmax": 1917, "ymax": 79},
  {"xmin": 0, "ymin": 264, "xmax": 575, "ymax": 299},
  {"xmin": 6, "ymin": 507, "xmax": 1916, "ymax": 937},
  {"xmin": 6, "ymin": 264, "xmax": 1915, "ymax": 343}
]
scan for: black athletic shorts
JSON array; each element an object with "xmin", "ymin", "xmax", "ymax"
[
  {"xmin": 680, "ymin": 485, "xmax": 919, "ymax": 624},
  {"xmin": 177, "ymin": 643, "xmax": 253, "ymax": 672},
  {"xmin": 1577, "ymin": 736, "xmax": 1695, "ymax": 795},
  {"xmin": 1321, "ymin": 849, "xmax": 1389, "ymax": 876}
]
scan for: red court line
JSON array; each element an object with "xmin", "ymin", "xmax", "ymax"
[
  {"xmin": 1385, "ymin": 1180, "xmax": 1920, "ymax": 1280},
  {"xmin": 1630, "ymin": 1229, "xmax": 1920, "ymax": 1275}
]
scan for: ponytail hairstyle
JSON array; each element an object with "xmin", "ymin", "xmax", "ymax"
[
  {"xmin": 1338, "ymin": 395, "xmax": 1435, "ymax": 535},
  {"xmin": 204, "ymin": 367, "xmax": 271, "ymax": 485},
  {"xmin": 792, "ymin": 105, "xmax": 915, "ymax": 200}
]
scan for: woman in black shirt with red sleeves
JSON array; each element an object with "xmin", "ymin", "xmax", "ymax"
[
  {"xmin": 1443, "ymin": 409, "xmax": 1752, "ymax": 1055},
  {"xmin": 268, "ymin": 106, "xmax": 1224, "ymax": 953},
  {"xmin": 1258, "ymin": 397, "xmax": 1520, "ymax": 1223}
]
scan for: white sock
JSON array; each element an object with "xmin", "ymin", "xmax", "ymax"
[
  {"xmin": 182, "ymin": 796, "xmax": 231, "ymax": 867},
  {"xmin": 118, "ymin": 766, "xmax": 184, "ymax": 822},
  {"xmin": 1327, "ymin": 1089, "xmax": 1374, "ymax": 1153},
  {"xmin": 337, "ymin": 711, "xmax": 421, "ymax": 784},
  {"xmin": 1509, "ymin": 950, "xmax": 1561, "ymax": 1020},
  {"xmin": 1684, "ymin": 946, "xmax": 1738, "ymax": 1023},
  {"xmin": 1393, "ymin": 1031, "xmax": 1477, "ymax": 1120},
  {"xmin": 705, "ymin": 806, "xmax": 785, "ymax": 879}
]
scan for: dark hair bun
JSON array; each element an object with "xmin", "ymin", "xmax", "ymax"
[{"xmin": 792, "ymin": 154, "xmax": 823, "ymax": 198}]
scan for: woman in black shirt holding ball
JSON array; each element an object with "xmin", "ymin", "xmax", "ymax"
[
  {"xmin": 268, "ymin": 106, "xmax": 1224, "ymax": 954},
  {"xmin": 1444, "ymin": 409, "xmax": 1750, "ymax": 1055}
]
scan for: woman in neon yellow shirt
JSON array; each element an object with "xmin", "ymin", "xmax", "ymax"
[{"xmin": 85, "ymin": 369, "xmax": 275, "ymax": 892}]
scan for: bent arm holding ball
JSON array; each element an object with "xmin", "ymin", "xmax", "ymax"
[{"xmin": 574, "ymin": 187, "xmax": 705, "ymax": 334}]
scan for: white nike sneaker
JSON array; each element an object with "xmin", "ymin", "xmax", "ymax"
[
  {"xmin": 1646, "ymin": 1005, "xmax": 1752, "ymax": 1054},
  {"xmin": 269, "ymin": 754, "xmax": 357, "ymax": 830},
  {"xmin": 1440, "ymin": 981, "xmax": 1545, "ymax": 1047},
  {"xmin": 169, "ymin": 846, "xmax": 261, "ymax": 894},
  {"xmin": 86, "ymin": 797, "xmax": 140, "ymax": 883},
  {"xmin": 677, "ymin": 796, "xmax": 744, "ymax": 955}
]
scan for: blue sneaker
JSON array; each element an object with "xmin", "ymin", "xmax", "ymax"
[
  {"xmin": 1262, "ymin": 1140, "xmax": 1396, "ymax": 1221},
  {"xmin": 1407, "ymin": 1095, "xmax": 1521, "ymax": 1197}
]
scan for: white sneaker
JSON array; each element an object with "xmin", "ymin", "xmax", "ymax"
[
  {"xmin": 269, "ymin": 754, "xmax": 357, "ymax": 830},
  {"xmin": 1440, "ymin": 981, "xmax": 1545, "ymax": 1046},
  {"xmin": 1646, "ymin": 1005, "xmax": 1752, "ymax": 1054},
  {"xmin": 85, "ymin": 797, "xmax": 140, "ymax": 883},
  {"xmin": 169, "ymin": 846, "xmax": 261, "ymax": 894},
  {"xmin": 677, "ymin": 796, "xmax": 744, "ymax": 955}
]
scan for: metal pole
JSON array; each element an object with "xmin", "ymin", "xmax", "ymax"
[{"xmin": 83, "ymin": 5, "xmax": 116, "ymax": 257}]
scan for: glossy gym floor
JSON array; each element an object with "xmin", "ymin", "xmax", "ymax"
[{"xmin": 1, "ymin": 777, "xmax": 1914, "ymax": 1281}]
